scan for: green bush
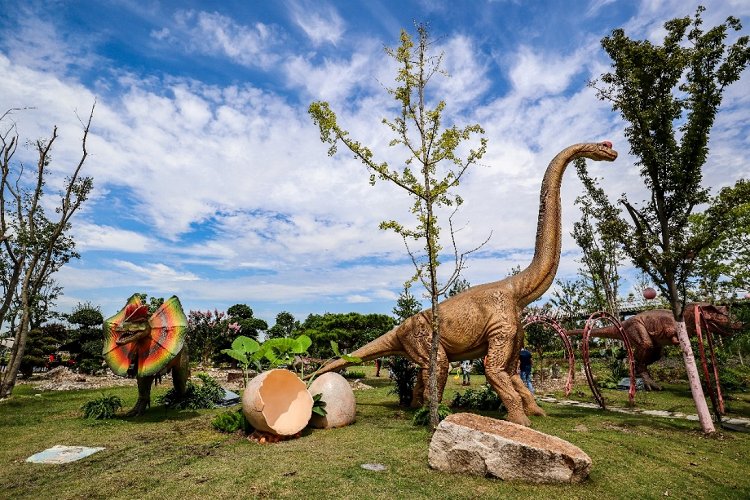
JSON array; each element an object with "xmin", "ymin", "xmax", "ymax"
[
  {"xmin": 450, "ymin": 384, "xmax": 504, "ymax": 411},
  {"xmin": 157, "ymin": 373, "xmax": 225, "ymax": 410},
  {"xmin": 81, "ymin": 394, "xmax": 123, "ymax": 419},
  {"xmin": 342, "ymin": 370, "xmax": 366, "ymax": 379},
  {"xmin": 412, "ymin": 404, "xmax": 452, "ymax": 426},
  {"xmin": 212, "ymin": 409, "xmax": 253, "ymax": 434},
  {"xmin": 386, "ymin": 356, "xmax": 418, "ymax": 406},
  {"xmin": 719, "ymin": 364, "xmax": 750, "ymax": 391}
]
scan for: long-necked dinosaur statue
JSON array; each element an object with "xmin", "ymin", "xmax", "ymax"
[
  {"xmin": 567, "ymin": 304, "xmax": 741, "ymax": 391},
  {"xmin": 103, "ymin": 295, "xmax": 190, "ymax": 415},
  {"xmin": 313, "ymin": 142, "xmax": 618, "ymax": 426}
]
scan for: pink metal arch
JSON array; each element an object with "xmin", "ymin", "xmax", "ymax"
[
  {"xmin": 694, "ymin": 305, "xmax": 725, "ymax": 415},
  {"xmin": 522, "ymin": 314, "xmax": 576, "ymax": 396},
  {"xmin": 582, "ymin": 311, "xmax": 637, "ymax": 409}
]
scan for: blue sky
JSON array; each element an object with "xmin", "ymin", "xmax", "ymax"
[{"xmin": 1, "ymin": 0, "xmax": 748, "ymax": 327}]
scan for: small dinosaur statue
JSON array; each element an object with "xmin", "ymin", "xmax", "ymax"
[
  {"xmin": 102, "ymin": 295, "xmax": 190, "ymax": 416},
  {"xmin": 313, "ymin": 142, "xmax": 618, "ymax": 426},
  {"xmin": 568, "ymin": 304, "xmax": 741, "ymax": 391}
]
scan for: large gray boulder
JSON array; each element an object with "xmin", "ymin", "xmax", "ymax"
[{"xmin": 428, "ymin": 413, "xmax": 591, "ymax": 483}]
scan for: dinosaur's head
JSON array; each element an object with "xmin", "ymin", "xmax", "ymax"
[
  {"xmin": 698, "ymin": 304, "xmax": 743, "ymax": 337},
  {"xmin": 578, "ymin": 141, "xmax": 618, "ymax": 162},
  {"xmin": 114, "ymin": 303, "xmax": 151, "ymax": 345}
]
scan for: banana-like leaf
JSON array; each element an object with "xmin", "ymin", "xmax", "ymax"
[
  {"xmin": 292, "ymin": 335, "xmax": 312, "ymax": 354},
  {"xmin": 231, "ymin": 336, "xmax": 260, "ymax": 354},
  {"xmin": 221, "ymin": 349, "xmax": 248, "ymax": 365}
]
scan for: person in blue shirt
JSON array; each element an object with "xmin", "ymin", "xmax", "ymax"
[{"xmin": 519, "ymin": 346, "xmax": 534, "ymax": 394}]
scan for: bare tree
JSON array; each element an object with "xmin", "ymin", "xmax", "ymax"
[{"xmin": 0, "ymin": 105, "xmax": 95, "ymax": 398}]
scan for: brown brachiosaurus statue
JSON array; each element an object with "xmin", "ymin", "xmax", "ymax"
[
  {"xmin": 313, "ymin": 141, "xmax": 618, "ymax": 426},
  {"xmin": 567, "ymin": 304, "xmax": 741, "ymax": 391}
]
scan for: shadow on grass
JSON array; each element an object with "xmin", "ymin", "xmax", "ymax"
[{"xmin": 121, "ymin": 406, "xmax": 203, "ymax": 423}]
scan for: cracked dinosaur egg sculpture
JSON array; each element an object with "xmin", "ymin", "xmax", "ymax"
[
  {"xmin": 242, "ymin": 369, "xmax": 313, "ymax": 436},
  {"xmin": 307, "ymin": 372, "xmax": 356, "ymax": 429}
]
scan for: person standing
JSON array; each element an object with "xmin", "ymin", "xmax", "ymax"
[
  {"xmin": 519, "ymin": 346, "xmax": 534, "ymax": 394},
  {"xmin": 461, "ymin": 360, "xmax": 472, "ymax": 386}
]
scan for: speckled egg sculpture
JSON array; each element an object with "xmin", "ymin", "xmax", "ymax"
[
  {"xmin": 307, "ymin": 372, "xmax": 356, "ymax": 429},
  {"xmin": 242, "ymin": 369, "xmax": 313, "ymax": 436}
]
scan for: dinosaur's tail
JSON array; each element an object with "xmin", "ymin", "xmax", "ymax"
[
  {"xmin": 305, "ymin": 325, "xmax": 405, "ymax": 380},
  {"xmin": 567, "ymin": 325, "xmax": 621, "ymax": 339}
]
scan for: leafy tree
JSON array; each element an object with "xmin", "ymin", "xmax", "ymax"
[
  {"xmin": 310, "ymin": 24, "xmax": 487, "ymax": 428},
  {"xmin": 445, "ymin": 277, "xmax": 471, "ymax": 298},
  {"xmin": 267, "ymin": 311, "xmax": 300, "ymax": 339},
  {"xmin": 65, "ymin": 302, "xmax": 104, "ymax": 374},
  {"xmin": 187, "ymin": 309, "xmax": 229, "ymax": 366},
  {"xmin": 690, "ymin": 189, "xmax": 750, "ymax": 301},
  {"xmin": 20, "ymin": 323, "xmax": 67, "ymax": 378},
  {"xmin": 583, "ymin": 7, "xmax": 750, "ymax": 432},
  {"xmin": 133, "ymin": 293, "xmax": 165, "ymax": 314},
  {"xmin": 0, "ymin": 105, "xmax": 95, "ymax": 397},
  {"xmin": 572, "ymin": 192, "xmax": 622, "ymax": 315},
  {"xmin": 226, "ymin": 303, "xmax": 267, "ymax": 341},
  {"xmin": 299, "ymin": 312, "xmax": 395, "ymax": 358},
  {"xmin": 389, "ymin": 285, "xmax": 423, "ymax": 406},
  {"xmin": 549, "ymin": 278, "xmax": 587, "ymax": 329},
  {"xmin": 393, "ymin": 284, "xmax": 422, "ymax": 322}
]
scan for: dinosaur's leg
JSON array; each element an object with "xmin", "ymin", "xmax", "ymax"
[
  {"xmin": 126, "ymin": 375, "xmax": 154, "ymax": 416},
  {"xmin": 640, "ymin": 368, "xmax": 662, "ymax": 391},
  {"xmin": 409, "ymin": 355, "xmax": 450, "ymax": 408},
  {"xmin": 511, "ymin": 375, "xmax": 546, "ymax": 417},
  {"xmin": 172, "ymin": 350, "xmax": 190, "ymax": 399},
  {"xmin": 411, "ymin": 371, "xmax": 425, "ymax": 408},
  {"xmin": 633, "ymin": 325, "xmax": 662, "ymax": 391},
  {"xmin": 399, "ymin": 329, "xmax": 449, "ymax": 408},
  {"xmin": 485, "ymin": 332, "xmax": 531, "ymax": 427}
]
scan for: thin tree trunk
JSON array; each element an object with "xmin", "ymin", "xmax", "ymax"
[
  {"xmin": 675, "ymin": 319, "xmax": 715, "ymax": 433},
  {"xmin": 0, "ymin": 261, "xmax": 36, "ymax": 398}
]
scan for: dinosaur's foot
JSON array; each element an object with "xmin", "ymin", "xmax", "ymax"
[
  {"xmin": 125, "ymin": 399, "xmax": 150, "ymax": 417},
  {"xmin": 506, "ymin": 410, "xmax": 531, "ymax": 427},
  {"xmin": 641, "ymin": 373, "xmax": 662, "ymax": 391},
  {"xmin": 526, "ymin": 402, "xmax": 546, "ymax": 417}
]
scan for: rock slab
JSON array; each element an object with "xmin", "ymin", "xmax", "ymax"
[{"xmin": 428, "ymin": 413, "xmax": 591, "ymax": 483}]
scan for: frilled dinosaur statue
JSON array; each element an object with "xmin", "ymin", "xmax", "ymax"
[
  {"xmin": 103, "ymin": 295, "xmax": 189, "ymax": 415},
  {"xmin": 568, "ymin": 304, "xmax": 741, "ymax": 391},
  {"xmin": 313, "ymin": 142, "xmax": 618, "ymax": 426}
]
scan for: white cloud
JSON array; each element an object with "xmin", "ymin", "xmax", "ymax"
[
  {"xmin": 507, "ymin": 46, "xmax": 591, "ymax": 98},
  {"xmin": 74, "ymin": 223, "xmax": 158, "ymax": 253},
  {"xmin": 288, "ymin": 1, "xmax": 345, "ymax": 46},
  {"xmin": 112, "ymin": 260, "xmax": 200, "ymax": 283},
  {"xmin": 167, "ymin": 10, "xmax": 283, "ymax": 69}
]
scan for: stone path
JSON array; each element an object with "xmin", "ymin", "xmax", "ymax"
[{"xmin": 538, "ymin": 396, "xmax": 750, "ymax": 429}]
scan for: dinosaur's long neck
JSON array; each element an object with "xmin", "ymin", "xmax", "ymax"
[{"xmin": 512, "ymin": 144, "xmax": 588, "ymax": 306}]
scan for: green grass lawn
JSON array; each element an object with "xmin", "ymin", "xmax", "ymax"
[{"xmin": 1, "ymin": 368, "xmax": 749, "ymax": 499}]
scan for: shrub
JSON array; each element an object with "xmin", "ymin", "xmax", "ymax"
[
  {"xmin": 212, "ymin": 409, "xmax": 253, "ymax": 434},
  {"xmin": 342, "ymin": 370, "xmax": 366, "ymax": 379},
  {"xmin": 157, "ymin": 373, "xmax": 225, "ymax": 409},
  {"xmin": 412, "ymin": 404, "xmax": 452, "ymax": 426},
  {"xmin": 450, "ymin": 384, "xmax": 504, "ymax": 411},
  {"xmin": 719, "ymin": 364, "xmax": 750, "ymax": 392},
  {"xmin": 386, "ymin": 356, "xmax": 418, "ymax": 406},
  {"xmin": 81, "ymin": 394, "xmax": 123, "ymax": 419}
]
